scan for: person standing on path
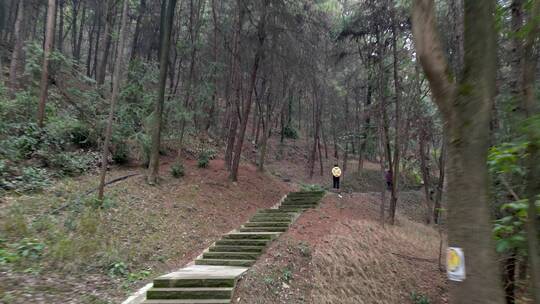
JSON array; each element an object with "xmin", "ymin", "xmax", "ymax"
[{"xmin": 332, "ymin": 164, "xmax": 342, "ymax": 189}]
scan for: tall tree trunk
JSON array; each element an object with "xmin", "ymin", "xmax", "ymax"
[
  {"xmin": 97, "ymin": 0, "xmax": 129, "ymax": 200},
  {"xmin": 96, "ymin": 0, "xmax": 114, "ymax": 86},
  {"xmin": 57, "ymin": 0, "xmax": 64, "ymax": 52},
  {"xmin": 229, "ymin": 0, "xmax": 269, "ymax": 181},
  {"xmin": 413, "ymin": 1, "xmax": 505, "ymax": 303},
  {"xmin": 86, "ymin": 10, "xmax": 96, "ymax": 76},
  {"xmin": 37, "ymin": 0, "xmax": 56, "ymax": 128},
  {"xmin": 419, "ymin": 126, "xmax": 433, "ymax": 224},
  {"xmin": 258, "ymin": 92, "xmax": 272, "ymax": 172},
  {"xmin": 389, "ymin": 19, "xmax": 401, "ymax": 225},
  {"xmin": 521, "ymin": 0, "xmax": 540, "ymax": 301},
  {"xmin": 359, "ymin": 82, "xmax": 372, "ymax": 170},
  {"xmin": 91, "ymin": 5, "xmax": 101, "ymax": 78},
  {"xmin": 224, "ymin": 0, "xmax": 243, "ymax": 170},
  {"xmin": 74, "ymin": 3, "xmax": 85, "ymax": 62},
  {"xmin": 8, "ymin": 0, "xmax": 23, "ymax": 93},
  {"xmin": 130, "ymin": 0, "xmax": 146, "ymax": 61},
  {"xmin": 206, "ymin": 0, "xmax": 219, "ymax": 131},
  {"xmin": 147, "ymin": 0, "xmax": 177, "ymax": 184},
  {"xmin": 309, "ymin": 86, "xmax": 320, "ymax": 179}
]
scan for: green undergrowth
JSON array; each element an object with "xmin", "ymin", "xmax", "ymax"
[{"xmin": 0, "ymin": 176, "xmax": 158, "ymax": 293}]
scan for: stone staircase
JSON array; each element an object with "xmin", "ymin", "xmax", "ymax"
[{"xmin": 141, "ymin": 190, "xmax": 324, "ymax": 304}]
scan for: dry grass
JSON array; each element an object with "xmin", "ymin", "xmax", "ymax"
[{"xmin": 311, "ymin": 218, "xmax": 446, "ymax": 304}]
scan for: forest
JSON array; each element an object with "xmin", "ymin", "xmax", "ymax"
[{"xmin": 0, "ymin": 0, "xmax": 539, "ymax": 303}]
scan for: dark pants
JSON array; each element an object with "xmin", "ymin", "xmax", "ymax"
[
  {"xmin": 333, "ymin": 176, "xmax": 340, "ymax": 189},
  {"xmin": 386, "ymin": 181, "xmax": 393, "ymax": 191}
]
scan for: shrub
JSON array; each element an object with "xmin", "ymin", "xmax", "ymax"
[
  {"xmin": 0, "ymin": 239, "xmax": 20, "ymax": 265},
  {"xmin": 202, "ymin": 148, "xmax": 217, "ymax": 160},
  {"xmin": 281, "ymin": 268, "xmax": 293, "ymax": 282},
  {"xmin": 171, "ymin": 162, "xmax": 185, "ymax": 178},
  {"xmin": 411, "ymin": 292, "xmax": 431, "ymax": 304},
  {"xmin": 67, "ymin": 122, "xmax": 97, "ymax": 149},
  {"xmin": 108, "ymin": 261, "xmax": 129, "ymax": 277},
  {"xmin": 112, "ymin": 142, "xmax": 130, "ymax": 165},
  {"xmin": 15, "ymin": 238, "xmax": 45, "ymax": 261},
  {"xmin": 198, "ymin": 152, "xmax": 210, "ymax": 168},
  {"xmin": 47, "ymin": 151, "xmax": 98, "ymax": 176},
  {"xmin": 0, "ymin": 162, "xmax": 51, "ymax": 193},
  {"xmin": 282, "ymin": 125, "xmax": 299, "ymax": 139},
  {"xmin": 10, "ymin": 123, "xmax": 43, "ymax": 159},
  {"xmin": 300, "ymin": 183, "xmax": 325, "ymax": 192},
  {"xmin": 15, "ymin": 167, "xmax": 51, "ymax": 193},
  {"xmin": 134, "ymin": 132, "xmax": 152, "ymax": 166}
]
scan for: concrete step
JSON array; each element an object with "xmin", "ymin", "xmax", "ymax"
[
  {"xmin": 215, "ymin": 239, "xmax": 269, "ymax": 246},
  {"xmin": 253, "ymin": 212, "xmax": 295, "ymax": 218},
  {"xmin": 281, "ymin": 202, "xmax": 317, "ymax": 207},
  {"xmin": 154, "ymin": 277, "xmax": 235, "ymax": 288},
  {"xmin": 223, "ymin": 232, "xmax": 280, "ymax": 240},
  {"xmin": 279, "ymin": 204, "xmax": 317, "ymax": 209},
  {"xmin": 257, "ymin": 209, "xmax": 298, "ymax": 214},
  {"xmin": 251, "ymin": 213, "xmax": 295, "ymax": 218},
  {"xmin": 282, "ymin": 199, "xmax": 319, "ymax": 205},
  {"xmin": 146, "ymin": 287, "xmax": 233, "ymax": 300},
  {"xmin": 208, "ymin": 245, "xmax": 264, "ymax": 253},
  {"xmin": 287, "ymin": 197, "xmax": 323, "ymax": 201},
  {"xmin": 143, "ymin": 300, "xmax": 231, "ymax": 304},
  {"xmin": 195, "ymin": 259, "xmax": 255, "ymax": 267},
  {"xmin": 239, "ymin": 226, "xmax": 287, "ymax": 232},
  {"xmin": 277, "ymin": 208, "xmax": 308, "ymax": 213},
  {"xmin": 285, "ymin": 196, "xmax": 322, "ymax": 201},
  {"xmin": 288, "ymin": 191, "xmax": 325, "ymax": 196},
  {"xmin": 249, "ymin": 217, "xmax": 293, "ymax": 223},
  {"xmin": 202, "ymin": 251, "xmax": 261, "ymax": 260},
  {"xmin": 243, "ymin": 222, "xmax": 290, "ymax": 227}
]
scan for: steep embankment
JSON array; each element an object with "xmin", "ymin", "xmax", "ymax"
[
  {"xmin": 233, "ymin": 192, "xmax": 448, "ymax": 304},
  {"xmin": 0, "ymin": 159, "xmax": 290, "ymax": 303}
]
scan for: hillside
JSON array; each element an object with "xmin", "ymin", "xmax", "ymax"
[{"xmin": 0, "ymin": 159, "xmax": 290, "ymax": 303}]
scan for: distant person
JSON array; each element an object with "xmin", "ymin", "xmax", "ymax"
[
  {"xmin": 332, "ymin": 164, "xmax": 342, "ymax": 189},
  {"xmin": 385, "ymin": 170, "xmax": 393, "ymax": 190}
]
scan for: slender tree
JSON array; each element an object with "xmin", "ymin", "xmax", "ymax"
[
  {"xmin": 97, "ymin": 0, "xmax": 130, "ymax": 201},
  {"xmin": 230, "ymin": 0, "xmax": 269, "ymax": 181},
  {"xmin": 147, "ymin": 0, "xmax": 177, "ymax": 184},
  {"xmin": 8, "ymin": 0, "xmax": 23, "ymax": 93},
  {"xmin": 37, "ymin": 0, "xmax": 57, "ymax": 128}
]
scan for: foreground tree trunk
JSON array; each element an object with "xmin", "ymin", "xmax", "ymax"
[
  {"xmin": 37, "ymin": 0, "xmax": 56, "ymax": 128},
  {"xmin": 412, "ymin": 1, "xmax": 505, "ymax": 303},
  {"xmin": 97, "ymin": 0, "xmax": 129, "ymax": 201},
  {"xmin": 147, "ymin": 0, "xmax": 177, "ymax": 184}
]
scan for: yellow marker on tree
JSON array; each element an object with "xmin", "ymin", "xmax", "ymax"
[{"xmin": 447, "ymin": 247, "xmax": 466, "ymax": 282}]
